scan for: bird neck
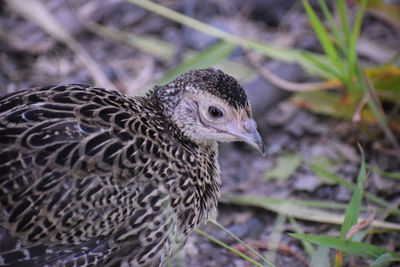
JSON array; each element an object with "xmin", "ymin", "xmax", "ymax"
[{"xmin": 142, "ymin": 90, "xmax": 201, "ymax": 151}]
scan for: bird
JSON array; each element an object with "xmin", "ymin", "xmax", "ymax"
[{"xmin": 0, "ymin": 68, "xmax": 264, "ymax": 266}]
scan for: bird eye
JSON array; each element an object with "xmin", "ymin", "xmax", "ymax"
[{"xmin": 208, "ymin": 106, "xmax": 223, "ymax": 118}]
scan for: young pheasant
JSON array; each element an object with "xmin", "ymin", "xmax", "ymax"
[{"xmin": 0, "ymin": 68, "xmax": 264, "ymax": 266}]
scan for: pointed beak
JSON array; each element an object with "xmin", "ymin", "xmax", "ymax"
[{"xmin": 231, "ymin": 119, "xmax": 265, "ymax": 155}]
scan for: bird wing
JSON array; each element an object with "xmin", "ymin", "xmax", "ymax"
[{"xmin": 0, "ymin": 85, "xmax": 170, "ymax": 266}]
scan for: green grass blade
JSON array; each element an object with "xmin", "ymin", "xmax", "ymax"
[
  {"xmin": 126, "ymin": 0, "xmax": 286, "ymax": 61},
  {"xmin": 339, "ymin": 150, "xmax": 366, "ymax": 239},
  {"xmin": 136, "ymin": 41, "xmax": 236, "ymax": 95},
  {"xmin": 166, "ymin": 254, "xmax": 172, "ymax": 267},
  {"xmin": 127, "ymin": 0, "xmax": 336, "ymax": 79},
  {"xmin": 352, "ymin": 227, "xmax": 370, "ymax": 243},
  {"xmin": 126, "ymin": 0, "xmax": 239, "ymax": 43},
  {"xmin": 317, "ymin": 0, "xmax": 345, "ymax": 52},
  {"xmin": 337, "ymin": 0, "xmax": 351, "ymax": 45},
  {"xmin": 245, "ymin": 42, "xmax": 337, "ymax": 79},
  {"xmin": 371, "ymin": 253, "xmax": 400, "ymax": 267},
  {"xmin": 308, "ymin": 162, "xmax": 398, "ymax": 214},
  {"xmin": 293, "ymin": 91, "xmax": 360, "ymax": 120},
  {"xmin": 348, "ymin": 0, "xmax": 367, "ymax": 81},
  {"xmin": 209, "ymin": 219, "xmax": 274, "ymax": 267},
  {"xmin": 303, "ymin": 0, "xmax": 343, "ymax": 77},
  {"xmin": 289, "ymin": 216, "xmax": 315, "ymax": 257},
  {"xmin": 309, "ymin": 162, "xmax": 354, "ymax": 187},
  {"xmin": 310, "ymin": 246, "xmax": 331, "ymax": 267},
  {"xmin": 367, "ymin": 164, "xmax": 400, "ymax": 180},
  {"xmin": 290, "ymin": 233, "xmax": 399, "ymax": 259},
  {"xmin": 300, "ymin": 52, "xmax": 342, "ymax": 79},
  {"xmin": 156, "ymin": 41, "xmax": 236, "ymax": 86},
  {"xmin": 195, "ymin": 228, "xmax": 268, "ymax": 267}
]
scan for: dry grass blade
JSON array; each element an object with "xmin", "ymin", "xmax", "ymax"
[
  {"xmin": 265, "ymin": 214, "xmax": 286, "ymax": 264},
  {"xmin": 6, "ymin": 0, "xmax": 116, "ymax": 91},
  {"xmin": 88, "ymin": 23, "xmax": 176, "ymax": 60},
  {"xmin": 352, "ymin": 93, "xmax": 370, "ymax": 122},
  {"xmin": 345, "ymin": 203, "xmax": 376, "ymax": 240},
  {"xmin": 247, "ymin": 51, "xmax": 341, "ymax": 91},
  {"xmin": 223, "ymin": 195, "xmax": 400, "ymax": 231}
]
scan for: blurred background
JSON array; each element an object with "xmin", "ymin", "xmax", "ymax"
[{"xmin": 1, "ymin": 0, "xmax": 400, "ymax": 266}]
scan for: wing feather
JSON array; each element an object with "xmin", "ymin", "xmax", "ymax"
[{"xmin": 0, "ymin": 85, "xmax": 165, "ymax": 266}]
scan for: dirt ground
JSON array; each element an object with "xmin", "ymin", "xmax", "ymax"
[{"xmin": 1, "ymin": 0, "xmax": 399, "ymax": 266}]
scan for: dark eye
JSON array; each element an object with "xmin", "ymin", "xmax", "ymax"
[{"xmin": 208, "ymin": 106, "xmax": 223, "ymax": 118}]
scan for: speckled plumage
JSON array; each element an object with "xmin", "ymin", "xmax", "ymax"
[{"xmin": 0, "ymin": 68, "xmax": 262, "ymax": 266}]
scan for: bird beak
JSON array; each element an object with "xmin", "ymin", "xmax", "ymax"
[{"xmin": 230, "ymin": 119, "xmax": 265, "ymax": 155}]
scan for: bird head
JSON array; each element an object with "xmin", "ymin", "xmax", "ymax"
[{"xmin": 155, "ymin": 68, "xmax": 265, "ymax": 155}]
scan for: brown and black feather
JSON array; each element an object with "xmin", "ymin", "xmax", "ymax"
[{"xmin": 0, "ymin": 68, "xmax": 250, "ymax": 266}]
